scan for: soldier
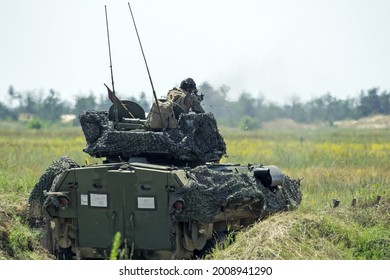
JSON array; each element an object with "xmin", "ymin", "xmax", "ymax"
[{"xmin": 167, "ymin": 78, "xmax": 205, "ymax": 113}]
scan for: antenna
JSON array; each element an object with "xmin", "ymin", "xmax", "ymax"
[
  {"xmin": 104, "ymin": 5, "xmax": 135, "ymax": 123},
  {"xmin": 127, "ymin": 1, "xmax": 164, "ymax": 128},
  {"xmin": 104, "ymin": 5, "xmax": 119, "ymax": 125}
]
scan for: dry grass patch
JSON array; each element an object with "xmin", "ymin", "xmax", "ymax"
[{"xmin": 210, "ymin": 213, "xmax": 346, "ymax": 260}]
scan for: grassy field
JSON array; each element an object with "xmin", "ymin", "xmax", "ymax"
[
  {"xmin": 0, "ymin": 123, "xmax": 98, "ymax": 260},
  {"xmin": 212, "ymin": 127, "xmax": 390, "ymax": 259},
  {"xmin": 0, "ymin": 122, "xmax": 389, "ymax": 259}
]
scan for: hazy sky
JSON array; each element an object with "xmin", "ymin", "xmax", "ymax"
[{"xmin": 1, "ymin": 0, "xmax": 390, "ymax": 105}]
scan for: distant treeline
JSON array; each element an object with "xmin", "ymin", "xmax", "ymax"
[
  {"xmin": 1, "ymin": 83, "xmax": 390, "ymax": 130},
  {"xmin": 199, "ymin": 82, "xmax": 390, "ymax": 129}
]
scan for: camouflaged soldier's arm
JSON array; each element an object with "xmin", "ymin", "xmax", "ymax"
[{"xmin": 188, "ymin": 94, "xmax": 205, "ymax": 113}]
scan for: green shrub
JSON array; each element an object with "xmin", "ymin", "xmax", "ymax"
[{"xmin": 25, "ymin": 118, "xmax": 46, "ymax": 130}]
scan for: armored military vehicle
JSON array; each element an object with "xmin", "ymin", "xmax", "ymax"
[
  {"xmin": 27, "ymin": 3, "xmax": 301, "ymax": 260},
  {"xmin": 27, "ymin": 99, "xmax": 302, "ymax": 260}
]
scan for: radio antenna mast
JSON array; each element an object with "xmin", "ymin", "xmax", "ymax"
[
  {"xmin": 104, "ymin": 5, "xmax": 135, "ymax": 124},
  {"xmin": 127, "ymin": 1, "xmax": 163, "ymax": 127},
  {"xmin": 104, "ymin": 5, "xmax": 119, "ymax": 125}
]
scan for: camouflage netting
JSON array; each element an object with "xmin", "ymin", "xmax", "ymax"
[
  {"xmin": 80, "ymin": 111, "xmax": 226, "ymax": 163},
  {"xmin": 27, "ymin": 156, "xmax": 79, "ymax": 220},
  {"xmin": 173, "ymin": 165, "xmax": 302, "ymax": 223},
  {"xmin": 79, "ymin": 110, "xmax": 110, "ymax": 144}
]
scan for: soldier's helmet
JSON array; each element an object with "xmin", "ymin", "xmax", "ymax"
[{"xmin": 180, "ymin": 78, "xmax": 197, "ymax": 93}]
